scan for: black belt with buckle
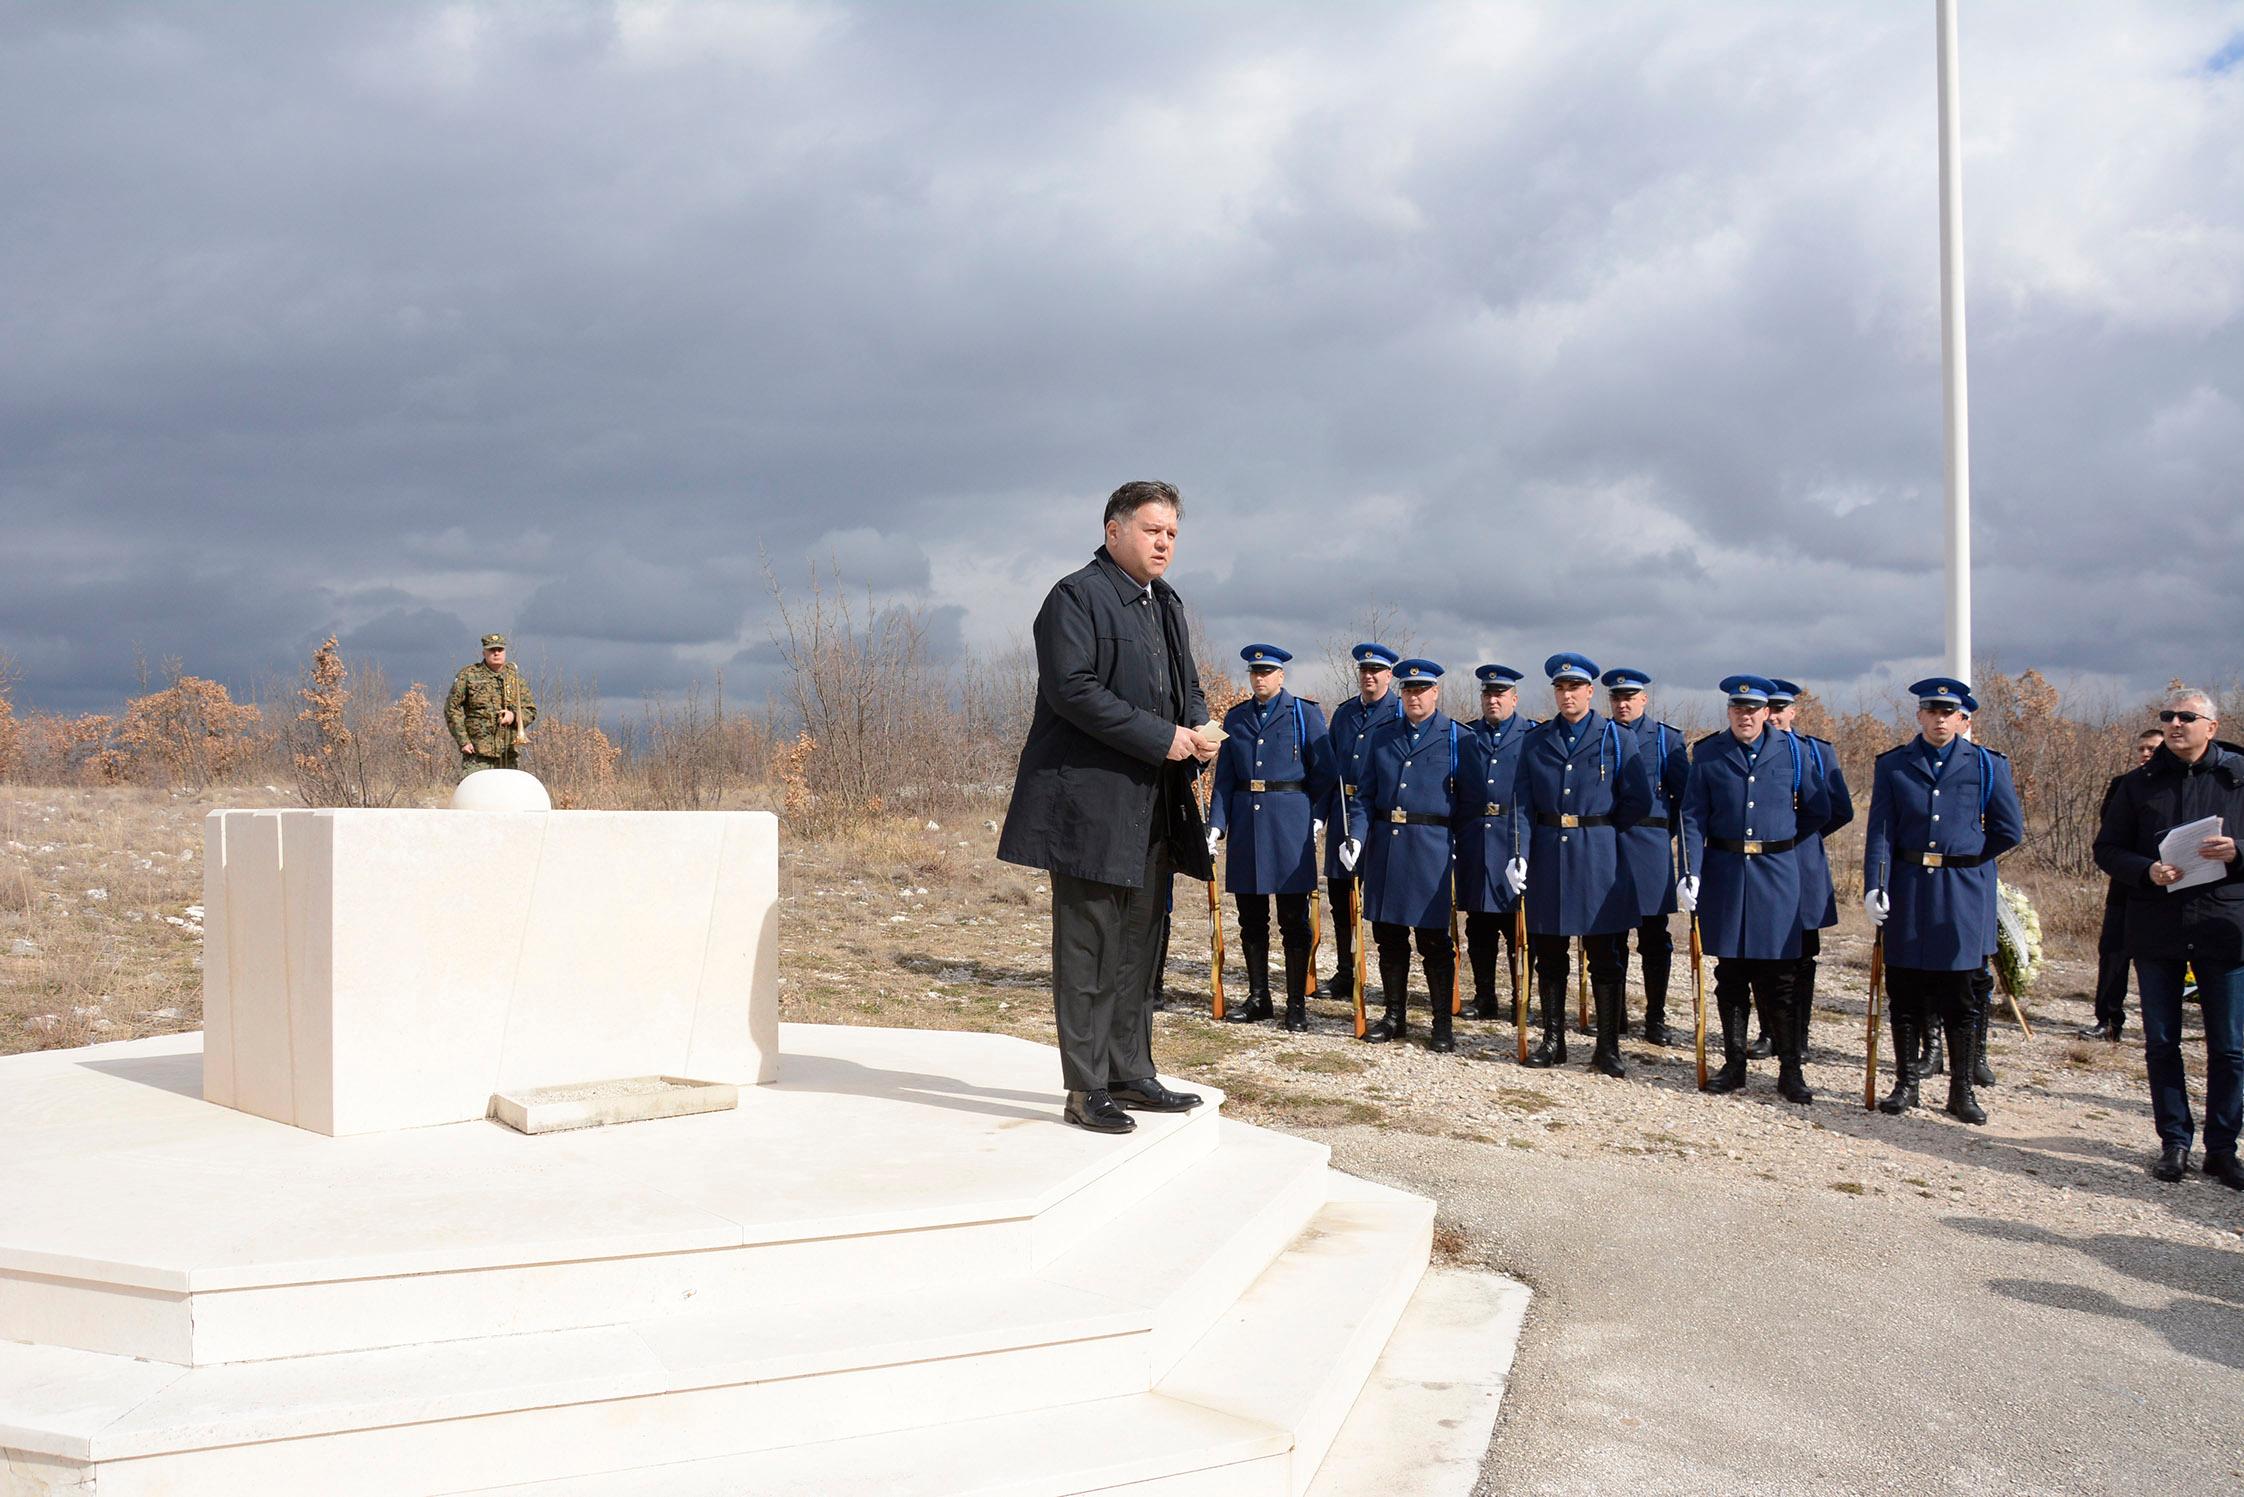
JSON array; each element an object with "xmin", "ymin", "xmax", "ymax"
[
  {"xmin": 1245, "ymin": 780, "xmax": 1306, "ymax": 793},
  {"xmin": 1535, "ymin": 813, "xmax": 1613, "ymax": 829},
  {"xmin": 1386, "ymin": 810, "xmax": 1451, "ymax": 828},
  {"xmin": 1638, "ymin": 815, "xmax": 1671, "ymax": 830},
  {"xmin": 1470, "ymin": 803, "xmax": 1510, "ymax": 819},
  {"xmin": 1709, "ymin": 835, "xmax": 1799, "ymax": 856},
  {"xmin": 1897, "ymin": 847, "xmax": 1986, "ymax": 869}
]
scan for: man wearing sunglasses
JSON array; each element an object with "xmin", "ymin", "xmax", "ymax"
[{"xmin": 2095, "ymin": 689, "xmax": 2244, "ymax": 1187}]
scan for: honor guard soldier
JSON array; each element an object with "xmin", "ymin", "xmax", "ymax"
[
  {"xmin": 445, "ymin": 633, "xmax": 537, "ymax": 775},
  {"xmin": 1339, "ymin": 659, "xmax": 1462, "ymax": 1051},
  {"xmin": 1862, "ymin": 678, "xmax": 2025, "ymax": 1123},
  {"xmin": 1509, "ymin": 653, "xmax": 1655, "ymax": 1076},
  {"xmin": 1457, "ymin": 665, "xmax": 1534, "ymax": 1020},
  {"xmin": 1603, "ymin": 668, "xmax": 1687, "ymax": 1045},
  {"xmin": 1765, "ymin": 679, "xmax": 1854, "ymax": 1070},
  {"xmin": 1957, "ymin": 702, "xmax": 2002, "ymax": 1088},
  {"xmin": 1207, "ymin": 645, "xmax": 1337, "ymax": 1031},
  {"xmin": 1322, "ymin": 643, "xmax": 1405, "ymax": 1000},
  {"xmin": 1679, "ymin": 675, "xmax": 1830, "ymax": 1102}
]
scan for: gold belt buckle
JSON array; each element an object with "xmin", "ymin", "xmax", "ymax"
[
  {"xmin": 1557, "ymin": 813, "xmax": 1580, "ymax": 828},
  {"xmin": 1485, "ymin": 802, "xmax": 1505, "ymax": 817},
  {"xmin": 1741, "ymin": 840, "xmax": 1763, "ymax": 855},
  {"xmin": 1247, "ymin": 779, "xmax": 1267, "ymax": 792},
  {"xmin": 1388, "ymin": 809, "xmax": 1409, "ymax": 825},
  {"xmin": 1342, "ymin": 782, "xmax": 1357, "ymax": 797},
  {"xmin": 1922, "ymin": 851, "xmax": 1944, "ymax": 868}
]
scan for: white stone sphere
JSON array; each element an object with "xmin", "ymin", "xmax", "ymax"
[{"xmin": 448, "ymin": 769, "xmax": 553, "ymax": 811}]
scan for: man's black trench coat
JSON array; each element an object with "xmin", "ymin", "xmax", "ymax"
[{"xmin": 998, "ymin": 547, "xmax": 1213, "ymax": 887}]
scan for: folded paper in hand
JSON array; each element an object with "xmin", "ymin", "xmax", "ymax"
[{"xmin": 2157, "ymin": 815, "xmax": 2227, "ymax": 893}]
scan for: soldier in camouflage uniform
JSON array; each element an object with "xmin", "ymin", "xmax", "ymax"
[{"xmin": 445, "ymin": 633, "xmax": 537, "ymax": 775}]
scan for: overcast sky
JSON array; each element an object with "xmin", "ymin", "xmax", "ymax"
[{"xmin": 4, "ymin": 1, "xmax": 2239, "ymax": 722}]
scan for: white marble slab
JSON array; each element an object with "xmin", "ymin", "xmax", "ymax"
[{"xmin": 201, "ymin": 808, "xmax": 780, "ymax": 1135}]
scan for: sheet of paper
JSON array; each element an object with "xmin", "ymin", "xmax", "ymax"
[{"xmin": 2158, "ymin": 815, "xmax": 2228, "ymax": 893}]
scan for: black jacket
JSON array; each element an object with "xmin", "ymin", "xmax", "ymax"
[
  {"xmin": 997, "ymin": 547, "xmax": 1210, "ymax": 886},
  {"xmin": 2094, "ymin": 739, "xmax": 2244, "ymax": 968}
]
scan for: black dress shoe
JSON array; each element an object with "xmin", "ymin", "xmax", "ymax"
[
  {"xmin": 1747, "ymin": 1033, "xmax": 1775, "ymax": 1059},
  {"xmin": 2205, "ymin": 1154, "xmax": 2244, "ymax": 1190},
  {"xmin": 2152, "ymin": 1145, "xmax": 2192, "ymax": 1183},
  {"xmin": 1106, "ymin": 1077, "xmax": 1203, "ymax": 1112},
  {"xmin": 1065, "ymin": 1089, "xmax": 1136, "ymax": 1133},
  {"xmin": 2075, "ymin": 1022, "xmax": 2121, "ymax": 1042}
]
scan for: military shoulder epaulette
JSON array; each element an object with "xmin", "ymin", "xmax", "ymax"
[
  {"xmin": 1876, "ymin": 742, "xmax": 1910, "ymax": 759},
  {"xmin": 1692, "ymin": 730, "xmax": 1726, "ymax": 752},
  {"xmin": 1296, "ymin": 695, "xmax": 1320, "ymax": 706},
  {"xmin": 1974, "ymin": 742, "xmax": 2008, "ymax": 759}
]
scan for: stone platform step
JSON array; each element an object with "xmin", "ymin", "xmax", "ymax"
[
  {"xmin": 444, "ymin": 1184, "xmax": 1440, "ymax": 1497},
  {"xmin": 0, "ymin": 1176, "xmax": 1433, "ymax": 1496},
  {"xmin": 0, "ymin": 1028, "xmax": 1225, "ymax": 1365}
]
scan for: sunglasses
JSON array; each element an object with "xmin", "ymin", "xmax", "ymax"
[{"xmin": 2159, "ymin": 710, "xmax": 2207, "ymax": 724}]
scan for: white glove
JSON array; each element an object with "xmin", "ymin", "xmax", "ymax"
[
  {"xmin": 1864, "ymin": 888, "xmax": 1889, "ymax": 927},
  {"xmin": 1338, "ymin": 838, "xmax": 1362, "ymax": 872},
  {"xmin": 1313, "ymin": 818, "xmax": 1326, "ymax": 838},
  {"xmin": 1505, "ymin": 857, "xmax": 1528, "ymax": 896},
  {"xmin": 1206, "ymin": 826, "xmax": 1221, "ymax": 857},
  {"xmin": 1676, "ymin": 875, "xmax": 1700, "ymax": 914}
]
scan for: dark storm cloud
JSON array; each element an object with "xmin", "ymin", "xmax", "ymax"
[{"xmin": 1, "ymin": 0, "xmax": 2238, "ymax": 724}]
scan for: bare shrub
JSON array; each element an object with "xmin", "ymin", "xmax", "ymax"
[
  {"xmin": 115, "ymin": 667, "xmax": 266, "ymax": 790},
  {"xmin": 532, "ymin": 677, "xmax": 625, "ymax": 810},
  {"xmin": 0, "ymin": 653, "xmax": 19, "ymax": 781},
  {"xmin": 285, "ymin": 638, "xmax": 429, "ymax": 807}
]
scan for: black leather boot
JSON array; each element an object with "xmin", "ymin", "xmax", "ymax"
[
  {"xmin": 1776, "ymin": 997, "xmax": 1814, "ymax": 1104},
  {"xmin": 1705, "ymin": 998, "xmax": 1748, "ymax": 1093},
  {"xmin": 1323, "ymin": 900, "xmax": 1354, "ymax": 999},
  {"xmin": 1363, "ymin": 951, "xmax": 1411, "ymax": 1043},
  {"xmin": 1878, "ymin": 1006, "xmax": 1919, "ymax": 1114},
  {"xmin": 1524, "ymin": 974, "xmax": 1567, "ymax": 1068},
  {"xmin": 1944, "ymin": 1012, "xmax": 1986, "ymax": 1125},
  {"xmin": 1919, "ymin": 1023, "xmax": 1944, "ymax": 1083},
  {"xmin": 1972, "ymin": 998, "xmax": 1996, "ymax": 1086},
  {"xmin": 1228, "ymin": 928, "xmax": 1273, "ymax": 1024},
  {"xmin": 1468, "ymin": 933, "xmax": 1501, "ymax": 1019},
  {"xmin": 1792, "ymin": 956, "xmax": 1816, "ymax": 1062},
  {"xmin": 1281, "ymin": 941, "xmax": 1310, "ymax": 1033},
  {"xmin": 1427, "ymin": 947, "xmax": 1457, "ymax": 1054},
  {"xmin": 1642, "ymin": 976, "xmax": 1669, "ymax": 1048},
  {"xmin": 1591, "ymin": 981, "xmax": 1627, "ymax": 1078}
]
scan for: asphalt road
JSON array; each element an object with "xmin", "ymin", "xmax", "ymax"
[{"xmin": 1317, "ymin": 1126, "xmax": 2244, "ymax": 1496}]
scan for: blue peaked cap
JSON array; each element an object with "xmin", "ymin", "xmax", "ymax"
[
  {"xmin": 1720, "ymin": 673, "xmax": 1777, "ymax": 705},
  {"xmin": 1544, "ymin": 653, "xmax": 1598, "ymax": 684},
  {"xmin": 1764, "ymin": 677, "xmax": 1803, "ymax": 704},
  {"xmin": 1351, "ymin": 642, "xmax": 1399, "ymax": 668},
  {"xmin": 1476, "ymin": 664, "xmax": 1523, "ymax": 689},
  {"xmin": 1239, "ymin": 643, "xmax": 1292, "ymax": 668},
  {"xmin": 1599, "ymin": 667, "xmax": 1652, "ymax": 691},
  {"xmin": 1393, "ymin": 658, "xmax": 1444, "ymax": 683},
  {"xmin": 1907, "ymin": 676, "xmax": 1972, "ymax": 709}
]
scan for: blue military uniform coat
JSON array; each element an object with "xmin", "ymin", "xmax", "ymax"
[
  {"xmin": 1618, "ymin": 717, "xmax": 1688, "ymax": 919},
  {"xmin": 1861, "ymin": 737, "xmax": 2025, "ymax": 971},
  {"xmin": 1344, "ymin": 712, "xmax": 1461, "ymax": 929},
  {"xmin": 1209, "ymin": 689, "xmax": 1336, "ymax": 896},
  {"xmin": 1323, "ymin": 690, "xmax": 1405, "ymax": 879},
  {"xmin": 1680, "ymin": 729, "xmax": 1830, "ymax": 960},
  {"xmin": 1795, "ymin": 735, "xmax": 1854, "ymax": 932},
  {"xmin": 1454, "ymin": 715, "xmax": 1535, "ymax": 915},
  {"xmin": 1515, "ymin": 711, "xmax": 1655, "ymax": 937}
]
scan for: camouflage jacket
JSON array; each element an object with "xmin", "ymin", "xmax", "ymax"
[{"xmin": 445, "ymin": 662, "xmax": 537, "ymax": 755}]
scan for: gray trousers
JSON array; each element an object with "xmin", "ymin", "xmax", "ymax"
[{"xmin": 1050, "ymin": 841, "xmax": 1170, "ymax": 1092}]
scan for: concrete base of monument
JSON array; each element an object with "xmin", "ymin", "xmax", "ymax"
[{"xmin": 0, "ymin": 1024, "xmax": 1528, "ymax": 1496}]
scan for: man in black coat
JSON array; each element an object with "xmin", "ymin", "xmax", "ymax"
[
  {"xmin": 2080, "ymin": 727, "xmax": 2165, "ymax": 1041},
  {"xmin": 998, "ymin": 481, "xmax": 1221, "ymax": 1134},
  {"xmin": 2094, "ymin": 688, "xmax": 2244, "ymax": 1187}
]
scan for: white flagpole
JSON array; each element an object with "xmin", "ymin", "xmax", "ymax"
[{"xmin": 1937, "ymin": 0, "xmax": 1971, "ymax": 681}]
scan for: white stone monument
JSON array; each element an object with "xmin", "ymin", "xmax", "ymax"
[{"xmin": 200, "ymin": 792, "xmax": 779, "ymax": 1135}]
